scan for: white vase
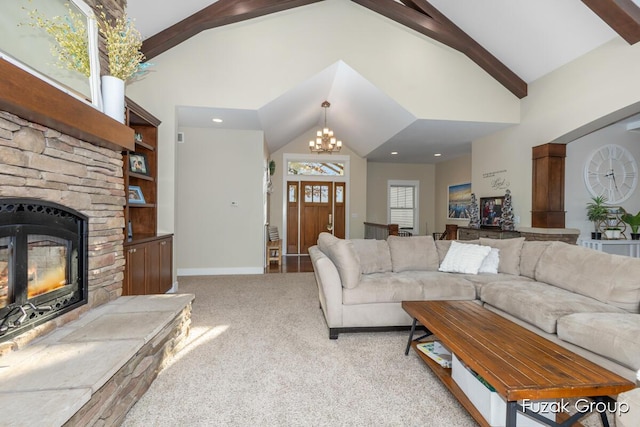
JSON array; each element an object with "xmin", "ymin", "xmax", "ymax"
[{"xmin": 101, "ymin": 75, "xmax": 125, "ymax": 123}]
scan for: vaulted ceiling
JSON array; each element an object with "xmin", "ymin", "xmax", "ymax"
[{"xmin": 126, "ymin": 0, "xmax": 640, "ymax": 162}]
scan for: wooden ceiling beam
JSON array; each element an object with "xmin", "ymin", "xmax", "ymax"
[
  {"xmin": 351, "ymin": 0, "xmax": 527, "ymax": 98},
  {"xmin": 142, "ymin": 0, "xmax": 323, "ymax": 60},
  {"xmin": 581, "ymin": 0, "xmax": 640, "ymax": 44},
  {"xmin": 141, "ymin": 0, "xmax": 527, "ymax": 98}
]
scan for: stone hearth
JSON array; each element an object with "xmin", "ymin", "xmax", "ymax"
[{"xmin": 0, "ymin": 294, "xmax": 194, "ymax": 426}]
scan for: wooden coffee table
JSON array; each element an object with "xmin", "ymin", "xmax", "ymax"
[{"xmin": 402, "ymin": 300, "xmax": 635, "ymax": 427}]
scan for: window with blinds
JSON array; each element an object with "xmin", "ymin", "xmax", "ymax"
[{"xmin": 389, "ymin": 184, "xmax": 416, "ymax": 230}]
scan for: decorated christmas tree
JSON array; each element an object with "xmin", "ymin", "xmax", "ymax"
[
  {"xmin": 468, "ymin": 193, "xmax": 480, "ymax": 229},
  {"xmin": 501, "ymin": 189, "xmax": 515, "ymax": 231}
]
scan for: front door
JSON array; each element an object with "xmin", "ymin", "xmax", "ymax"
[{"xmin": 287, "ymin": 181, "xmax": 346, "ymax": 254}]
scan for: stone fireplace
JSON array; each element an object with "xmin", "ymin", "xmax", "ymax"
[{"xmin": 0, "ymin": 109, "xmax": 126, "ymax": 353}]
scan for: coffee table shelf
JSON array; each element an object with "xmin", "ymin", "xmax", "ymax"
[{"xmin": 411, "ymin": 339, "xmax": 490, "ymax": 427}]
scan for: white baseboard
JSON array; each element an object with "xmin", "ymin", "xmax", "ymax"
[
  {"xmin": 165, "ymin": 281, "xmax": 179, "ymax": 293},
  {"xmin": 177, "ymin": 267, "xmax": 263, "ymax": 276}
]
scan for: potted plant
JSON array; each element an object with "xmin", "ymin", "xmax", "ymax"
[
  {"xmin": 621, "ymin": 208, "xmax": 640, "ymax": 240},
  {"xmin": 586, "ymin": 196, "xmax": 608, "ymax": 240}
]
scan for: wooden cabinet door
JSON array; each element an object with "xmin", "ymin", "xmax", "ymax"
[
  {"xmin": 159, "ymin": 236, "xmax": 173, "ymax": 293},
  {"xmin": 124, "ymin": 243, "xmax": 146, "ymax": 296},
  {"xmin": 146, "ymin": 239, "xmax": 161, "ymax": 294},
  {"xmin": 123, "ymin": 235, "xmax": 173, "ymax": 295}
]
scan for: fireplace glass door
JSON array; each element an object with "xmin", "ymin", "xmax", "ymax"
[
  {"xmin": 27, "ymin": 235, "xmax": 70, "ymax": 299},
  {"xmin": 0, "ymin": 236, "xmax": 9, "ymax": 309}
]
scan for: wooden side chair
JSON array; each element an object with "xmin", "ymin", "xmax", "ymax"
[{"xmin": 266, "ymin": 226, "xmax": 282, "ymax": 265}]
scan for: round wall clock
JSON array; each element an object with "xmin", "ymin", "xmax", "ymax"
[{"xmin": 584, "ymin": 144, "xmax": 638, "ymax": 204}]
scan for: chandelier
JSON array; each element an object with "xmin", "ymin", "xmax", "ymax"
[{"xmin": 309, "ymin": 101, "xmax": 343, "ymax": 153}]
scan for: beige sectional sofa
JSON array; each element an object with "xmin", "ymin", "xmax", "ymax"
[{"xmin": 309, "ymin": 232, "xmax": 640, "ymax": 387}]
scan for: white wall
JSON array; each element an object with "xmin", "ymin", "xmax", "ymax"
[
  {"xmin": 434, "ymin": 154, "xmax": 472, "ymax": 233},
  {"xmin": 472, "ymin": 38, "xmax": 640, "ymax": 229},
  {"xmin": 366, "ymin": 162, "xmax": 436, "ymax": 235},
  {"xmin": 175, "ymin": 127, "xmax": 265, "ymax": 274},
  {"xmin": 566, "ymin": 120, "xmax": 640, "ymax": 238},
  {"xmin": 126, "ymin": 0, "xmax": 518, "ymax": 270}
]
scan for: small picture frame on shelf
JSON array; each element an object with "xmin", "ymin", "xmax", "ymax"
[
  {"xmin": 129, "ymin": 152, "xmax": 149, "ymax": 176},
  {"xmin": 128, "ymin": 185, "xmax": 146, "ymax": 204},
  {"xmin": 480, "ymin": 196, "xmax": 505, "ymax": 228}
]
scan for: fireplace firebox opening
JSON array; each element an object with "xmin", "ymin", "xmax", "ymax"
[{"xmin": 0, "ymin": 198, "xmax": 88, "ymax": 342}]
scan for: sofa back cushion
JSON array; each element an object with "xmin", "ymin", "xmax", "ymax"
[
  {"xmin": 387, "ymin": 235, "xmax": 439, "ymax": 272},
  {"xmin": 535, "ymin": 241, "xmax": 640, "ymax": 313},
  {"xmin": 479, "ymin": 237, "xmax": 525, "ymax": 275},
  {"xmin": 351, "ymin": 239, "xmax": 393, "ymax": 274},
  {"xmin": 519, "ymin": 241, "xmax": 552, "ymax": 279},
  {"xmin": 317, "ymin": 232, "xmax": 361, "ymax": 289}
]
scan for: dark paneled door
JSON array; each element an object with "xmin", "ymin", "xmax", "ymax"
[{"xmin": 287, "ymin": 181, "xmax": 346, "ymax": 254}]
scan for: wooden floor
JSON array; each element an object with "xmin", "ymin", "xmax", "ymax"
[{"xmin": 265, "ymin": 255, "xmax": 314, "ymax": 273}]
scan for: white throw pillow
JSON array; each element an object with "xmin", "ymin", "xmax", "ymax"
[
  {"xmin": 478, "ymin": 248, "xmax": 500, "ymax": 274},
  {"xmin": 439, "ymin": 241, "xmax": 492, "ymax": 275}
]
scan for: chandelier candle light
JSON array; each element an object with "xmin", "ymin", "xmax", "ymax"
[{"xmin": 309, "ymin": 101, "xmax": 343, "ymax": 154}]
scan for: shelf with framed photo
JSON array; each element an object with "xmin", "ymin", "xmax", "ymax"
[
  {"xmin": 123, "ymin": 97, "xmax": 159, "ymax": 239},
  {"xmin": 122, "ymin": 98, "xmax": 173, "ymax": 296}
]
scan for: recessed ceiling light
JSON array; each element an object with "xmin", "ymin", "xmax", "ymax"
[
  {"xmin": 212, "ymin": 118, "xmax": 223, "ymax": 123},
  {"xmin": 434, "ymin": 153, "xmax": 442, "ymax": 157},
  {"xmin": 391, "ymin": 151, "xmax": 398, "ymax": 155}
]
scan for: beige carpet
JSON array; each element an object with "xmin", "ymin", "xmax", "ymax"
[
  {"xmin": 121, "ymin": 273, "xmax": 605, "ymax": 427},
  {"xmin": 120, "ymin": 273, "xmax": 473, "ymax": 426}
]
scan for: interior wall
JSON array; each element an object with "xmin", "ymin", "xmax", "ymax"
[
  {"xmin": 175, "ymin": 127, "xmax": 265, "ymax": 274},
  {"xmin": 366, "ymin": 162, "xmax": 436, "ymax": 235},
  {"xmin": 472, "ymin": 38, "xmax": 640, "ymax": 229},
  {"xmin": 434, "ymin": 154, "xmax": 472, "ymax": 233},
  {"xmin": 125, "ymin": 0, "xmax": 522, "ymax": 264},
  {"xmin": 565, "ymin": 119, "xmax": 640, "ymax": 238}
]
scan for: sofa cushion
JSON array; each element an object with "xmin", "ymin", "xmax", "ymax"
[
  {"xmin": 342, "ymin": 272, "xmax": 424, "ymax": 304},
  {"xmin": 343, "ymin": 271, "xmax": 475, "ymax": 305},
  {"xmin": 481, "ymin": 280, "xmax": 625, "ymax": 333},
  {"xmin": 351, "ymin": 239, "xmax": 392, "ymax": 274},
  {"xmin": 519, "ymin": 241, "xmax": 552, "ymax": 279},
  {"xmin": 462, "ymin": 273, "xmax": 531, "ymax": 299},
  {"xmin": 435, "ymin": 239, "xmax": 479, "ymax": 264},
  {"xmin": 317, "ymin": 233, "xmax": 361, "ymax": 289},
  {"xmin": 439, "ymin": 241, "xmax": 491, "ymax": 274},
  {"xmin": 535, "ymin": 242, "xmax": 640, "ymax": 313},
  {"xmin": 557, "ymin": 313, "xmax": 640, "ymax": 371},
  {"xmin": 479, "ymin": 237, "xmax": 525, "ymax": 275},
  {"xmin": 387, "ymin": 235, "xmax": 439, "ymax": 272},
  {"xmin": 478, "ymin": 248, "xmax": 500, "ymax": 274}
]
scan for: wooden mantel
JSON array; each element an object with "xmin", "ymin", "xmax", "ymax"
[{"xmin": 0, "ymin": 59, "xmax": 134, "ymax": 152}]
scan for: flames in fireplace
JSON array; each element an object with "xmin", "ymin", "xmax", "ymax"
[{"xmin": 0, "ymin": 199, "xmax": 87, "ymax": 341}]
